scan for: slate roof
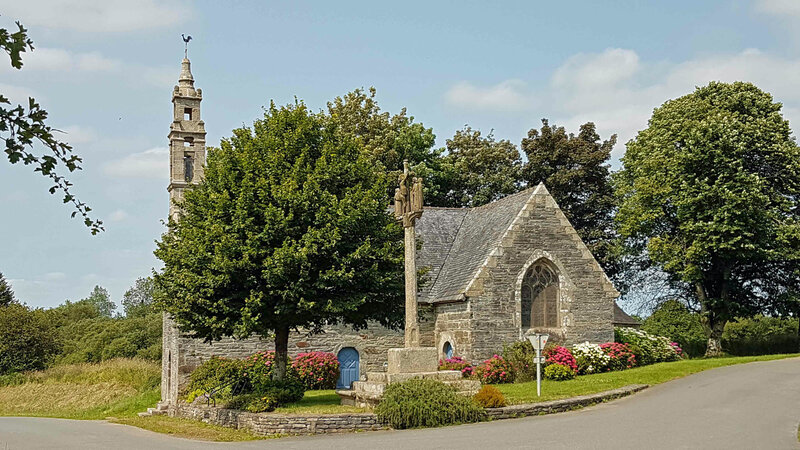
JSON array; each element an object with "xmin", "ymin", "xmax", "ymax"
[
  {"xmin": 415, "ymin": 188, "xmax": 534, "ymax": 303},
  {"xmin": 613, "ymin": 303, "xmax": 641, "ymax": 327}
]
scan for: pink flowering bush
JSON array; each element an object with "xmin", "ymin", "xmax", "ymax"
[
  {"xmin": 669, "ymin": 342, "xmax": 685, "ymax": 358},
  {"xmin": 600, "ymin": 342, "xmax": 637, "ymax": 371},
  {"xmin": 543, "ymin": 345, "xmax": 578, "ymax": 372},
  {"xmin": 245, "ymin": 350, "xmax": 293, "ymax": 386},
  {"xmin": 475, "ymin": 354, "xmax": 515, "ymax": 384},
  {"xmin": 292, "ymin": 352, "xmax": 339, "ymax": 390},
  {"xmin": 438, "ymin": 356, "xmax": 474, "ymax": 378}
]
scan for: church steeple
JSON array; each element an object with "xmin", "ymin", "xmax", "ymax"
[{"xmin": 167, "ymin": 54, "xmax": 206, "ymax": 220}]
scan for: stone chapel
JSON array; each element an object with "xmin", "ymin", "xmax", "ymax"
[{"xmin": 160, "ymin": 57, "xmax": 638, "ymax": 405}]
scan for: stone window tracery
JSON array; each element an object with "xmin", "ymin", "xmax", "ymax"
[{"xmin": 521, "ymin": 261, "xmax": 559, "ymax": 329}]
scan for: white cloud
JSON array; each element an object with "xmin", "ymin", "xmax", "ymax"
[
  {"xmin": 103, "ymin": 147, "xmax": 169, "ymax": 179},
  {"xmin": 0, "ymin": 83, "xmax": 41, "ymax": 104},
  {"xmin": 754, "ymin": 0, "xmax": 800, "ymax": 17},
  {"xmin": 53, "ymin": 126, "xmax": 98, "ymax": 145},
  {"xmin": 43, "ymin": 272, "xmax": 67, "ymax": 281},
  {"xmin": 108, "ymin": 209, "xmax": 129, "ymax": 222},
  {"xmin": 4, "ymin": 0, "xmax": 191, "ymax": 33},
  {"xmin": 444, "ymin": 79, "xmax": 532, "ymax": 112},
  {"xmin": 6, "ymin": 48, "xmax": 122, "ymax": 73},
  {"xmin": 552, "ymin": 48, "xmax": 640, "ymax": 91}
]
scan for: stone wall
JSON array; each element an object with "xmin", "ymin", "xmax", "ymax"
[
  {"xmin": 173, "ymin": 403, "xmax": 382, "ymax": 435},
  {"xmin": 463, "ymin": 189, "xmax": 617, "ymax": 361}
]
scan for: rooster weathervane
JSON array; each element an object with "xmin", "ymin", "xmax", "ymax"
[{"xmin": 181, "ymin": 34, "xmax": 192, "ymax": 58}]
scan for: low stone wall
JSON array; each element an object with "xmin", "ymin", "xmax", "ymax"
[
  {"xmin": 486, "ymin": 384, "xmax": 649, "ymax": 420},
  {"xmin": 172, "ymin": 403, "xmax": 382, "ymax": 436},
  {"xmin": 171, "ymin": 384, "xmax": 648, "ymax": 436}
]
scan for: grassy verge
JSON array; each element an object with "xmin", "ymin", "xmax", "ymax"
[
  {"xmin": 272, "ymin": 390, "xmax": 366, "ymax": 415},
  {"xmin": 111, "ymin": 416, "xmax": 267, "ymax": 441},
  {"xmin": 0, "ymin": 358, "xmax": 262, "ymax": 442},
  {"xmin": 0, "ymin": 358, "xmax": 161, "ymax": 419},
  {"xmin": 495, "ymin": 353, "xmax": 799, "ymax": 405}
]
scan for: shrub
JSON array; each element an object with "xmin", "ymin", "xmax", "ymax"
[
  {"xmin": 572, "ymin": 342, "xmax": 611, "ymax": 374},
  {"xmin": 474, "ymin": 355, "xmax": 515, "ymax": 384},
  {"xmin": 722, "ymin": 316, "xmax": 799, "ymax": 356},
  {"xmin": 600, "ymin": 342, "xmax": 637, "ymax": 371},
  {"xmin": 438, "ymin": 356, "xmax": 474, "ymax": 378},
  {"xmin": 188, "ymin": 356, "xmax": 248, "ymax": 395},
  {"xmin": 543, "ymin": 345, "xmax": 577, "ymax": 372},
  {"xmin": 0, "ymin": 303, "xmax": 60, "ymax": 374},
  {"xmin": 642, "ymin": 300, "xmax": 707, "ymax": 357},
  {"xmin": 473, "ymin": 385, "xmax": 506, "ymax": 408},
  {"xmin": 244, "ymin": 350, "xmax": 293, "ymax": 388},
  {"xmin": 375, "ymin": 379, "xmax": 486, "ymax": 429},
  {"xmin": 225, "ymin": 393, "xmax": 279, "ymax": 413},
  {"xmin": 544, "ymin": 363, "xmax": 576, "ymax": 381},
  {"xmin": 292, "ymin": 352, "xmax": 339, "ymax": 390},
  {"xmin": 502, "ymin": 340, "xmax": 536, "ymax": 382},
  {"xmin": 253, "ymin": 378, "xmax": 305, "ymax": 404},
  {"xmin": 615, "ymin": 327, "xmax": 680, "ymax": 365}
]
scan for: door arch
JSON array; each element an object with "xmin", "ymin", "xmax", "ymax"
[
  {"xmin": 336, "ymin": 347, "xmax": 360, "ymax": 389},
  {"xmin": 443, "ymin": 341, "xmax": 454, "ymax": 359}
]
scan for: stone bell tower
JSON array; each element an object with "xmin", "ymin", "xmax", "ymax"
[
  {"xmin": 167, "ymin": 57, "xmax": 206, "ymax": 220},
  {"xmin": 162, "ymin": 53, "xmax": 206, "ymax": 405}
]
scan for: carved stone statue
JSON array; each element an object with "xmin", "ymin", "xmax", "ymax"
[{"xmin": 394, "ymin": 160, "xmax": 423, "ymax": 228}]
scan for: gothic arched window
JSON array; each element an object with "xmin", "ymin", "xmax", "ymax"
[{"xmin": 521, "ymin": 261, "xmax": 559, "ymax": 329}]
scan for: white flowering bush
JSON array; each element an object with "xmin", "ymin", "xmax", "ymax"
[
  {"xmin": 571, "ymin": 342, "xmax": 611, "ymax": 374},
  {"xmin": 614, "ymin": 327, "xmax": 681, "ymax": 365}
]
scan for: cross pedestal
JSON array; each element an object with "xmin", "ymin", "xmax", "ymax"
[{"xmin": 336, "ymin": 161, "xmax": 480, "ymax": 407}]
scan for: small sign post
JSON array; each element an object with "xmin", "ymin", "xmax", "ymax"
[{"xmin": 527, "ymin": 333, "xmax": 549, "ymax": 397}]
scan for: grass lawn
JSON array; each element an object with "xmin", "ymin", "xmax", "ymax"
[
  {"xmin": 272, "ymin": 390, "xmax": 367, "ymax": 415},
  {"xmin": 495, "ymin": 353, "xmax": 800, "ymax": 405}
]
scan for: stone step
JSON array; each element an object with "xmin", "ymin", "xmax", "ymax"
[
  {"xmin": 137, "ymin": 412, "xmax": 151, "ymax": 417},
  {"xmin": 146, "ymin": 407, "xmax": 166, "ymax": 416},
  {"xmin": 365, "ymin": 370, "xmax": 464, "ymax": 384}
]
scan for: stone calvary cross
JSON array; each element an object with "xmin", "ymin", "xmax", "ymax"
[{"xmin": 394, "ymin": 160, "xmax": 424, "ymax": 348}]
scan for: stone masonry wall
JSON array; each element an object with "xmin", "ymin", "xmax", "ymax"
[
  {"xmin": 432, "ymin": 301, "xmax": 475, "ymax": 361},
  {"xmin": 466, "ymin": 189, "xmax": 616, "ymax": 361}
]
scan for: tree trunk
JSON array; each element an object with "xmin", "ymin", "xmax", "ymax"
[
  {"xmin": 705, "ymin": 318, "xmax": 726, "ymax": 357},
  {"xmin": 273, "ymin": 325, "xmax": 290, "ymax": 381}
]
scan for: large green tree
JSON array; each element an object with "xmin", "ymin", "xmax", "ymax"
[
  {"xmin": 83, "ymin": 285, "xmax": 115, "ymax": 318},
  {"xmin": 434, "ymin": 126, "xmax": 522, "ymax": 207},
  {"xmin": 326, "ymin": 88, "xmax": 449, "ymax": 203},
  {"xmin": 121, "ymin": 277, "xmax": 156, "ymax": 318},
  {"xmin": 615, "ymin": 82, "xmax": 800, "ymax": 356},
  {"xmin": 1, "ymin": 22, "xmax": 102, "ymax": 233},
  {"xmin": 520, "ymin": 119, "xmax": 622, "ymax": 284},
  {"xmin": 0, "ymin": 272, "xmax": 15, "ymax": 306},
  {"xmin": 154, "ymin": 102, "xmax": 405, "ymax": 380}
]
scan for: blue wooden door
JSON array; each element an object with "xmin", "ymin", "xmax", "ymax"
[{"xmin": 337, "ymin": 347, "xmax": 360, "ymax": 389}]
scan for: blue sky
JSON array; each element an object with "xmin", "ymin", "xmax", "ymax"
[{"xmin": 2, "ymin": 0, "xmax": 799, "ymax": 310}]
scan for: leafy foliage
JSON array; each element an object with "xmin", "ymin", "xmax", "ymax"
[
  {"xmin": 473, "ymin": 385, "xmax": 506, "ymax": 408},
  {"xmin": 83, "ymin": 285, "xmax": 115, "ymax": 318},
  {"xmin": 543, "ymin": 363, "xmax": 576, "ymax": 381},
  {"xmin": 614, "ymin": 327, "xmax": 681, "ymax": 365},
  {"xmin": 375, "ymin": 379, "xmax": 485, "ymax": 429},
  {"xmin": 0, "ymin": 303, "xmax": 60, "ymax": 374},
  {"xmin": 502, "ymin": 340, "xmax": 537, "ymax": 382},
  {"xmin": 615, "ymin": 82, "xmax": 800, "ymax": 355},
  {"xmin": 643, "ymin": 300, "xmax": 707, "ymax": 357},
  {"xmin": 188, "ymin": 357, "xmax": 248, "ymax": 394},
  {"xmin": 0, "ymin": 22, "xmax": 101, "ymax": 233},
  {"xmin": 438, "ymin": 356, "xmax": 474, "ymax": 378},
  {"xmin": 434, "ymin": 126, "xmax": 522, "ymax": 207},
  {"xmin": 572, "ymin": 342, "xmax": 612, "ymax": 374},
  {"xmin": 154, "ymin": 101, "xmax": 405, "ymax": 380},
  {"xmin": 0, "ymin": 272, "xmax": 15, "ymax": 307},
  {"xmin": 474, "ymin": 354, "xmax": 516, "ymax": 384},
  {"xmin": 543, "ymin": 345, "xmax": 578, "ymax": 372},
  {"xmin": 722, "ymin": 316, "xmax": 799, "ymax": 356},
  {"xmin": 122, "ymin": 277, "xmax": 157, "ymax": 318},
  {"xmin": 291, "ymin": 352, "xmax": 339, "ymax": 390},
  {"xmin": 599, "ymin": 343, "xmax": 637, "ymax": 370},
  {"xmin": 521, "ymin": 119, "xmax": 621, "ymax": 283}
]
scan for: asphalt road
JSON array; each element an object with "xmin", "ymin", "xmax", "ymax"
[{"xmin": 1, "ymin": 357, "xmax": 798, "ymax": 449}]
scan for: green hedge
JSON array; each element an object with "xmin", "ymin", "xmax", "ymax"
[{"xmin": 375, "ymin": 379, "xmax": 485, "ymax": 429}]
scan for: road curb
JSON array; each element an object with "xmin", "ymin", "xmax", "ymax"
[{"xmin": 487, "ymin": 384, "xmax": 649, "ymax": 420}]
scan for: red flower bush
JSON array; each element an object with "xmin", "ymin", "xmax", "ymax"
[
  {"xmin": 475, "ymin": 354, "xmax": 515, "ymax": 384},
  {"xmin": 600, "ymin": 342, "xmax": 636, "ymax": 371},
  {"xmin": 292, "ymin": 352, "xmax": 339, "ymax": 390},
  {"xmin": 543, "ymin": 345, "xmax": 578, "ymax": 372},
  {"xmin": 438, "ymin": 356, "xmax": 474, "ymax": 378},
  {"xmin": 669, "ymin": 342, "xmax": 685, "ymax": 358}
]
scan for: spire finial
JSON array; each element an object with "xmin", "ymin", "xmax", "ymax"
[{"xmin": 181, "ymin": 34, "xmax": 193, "ymax": 59}]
